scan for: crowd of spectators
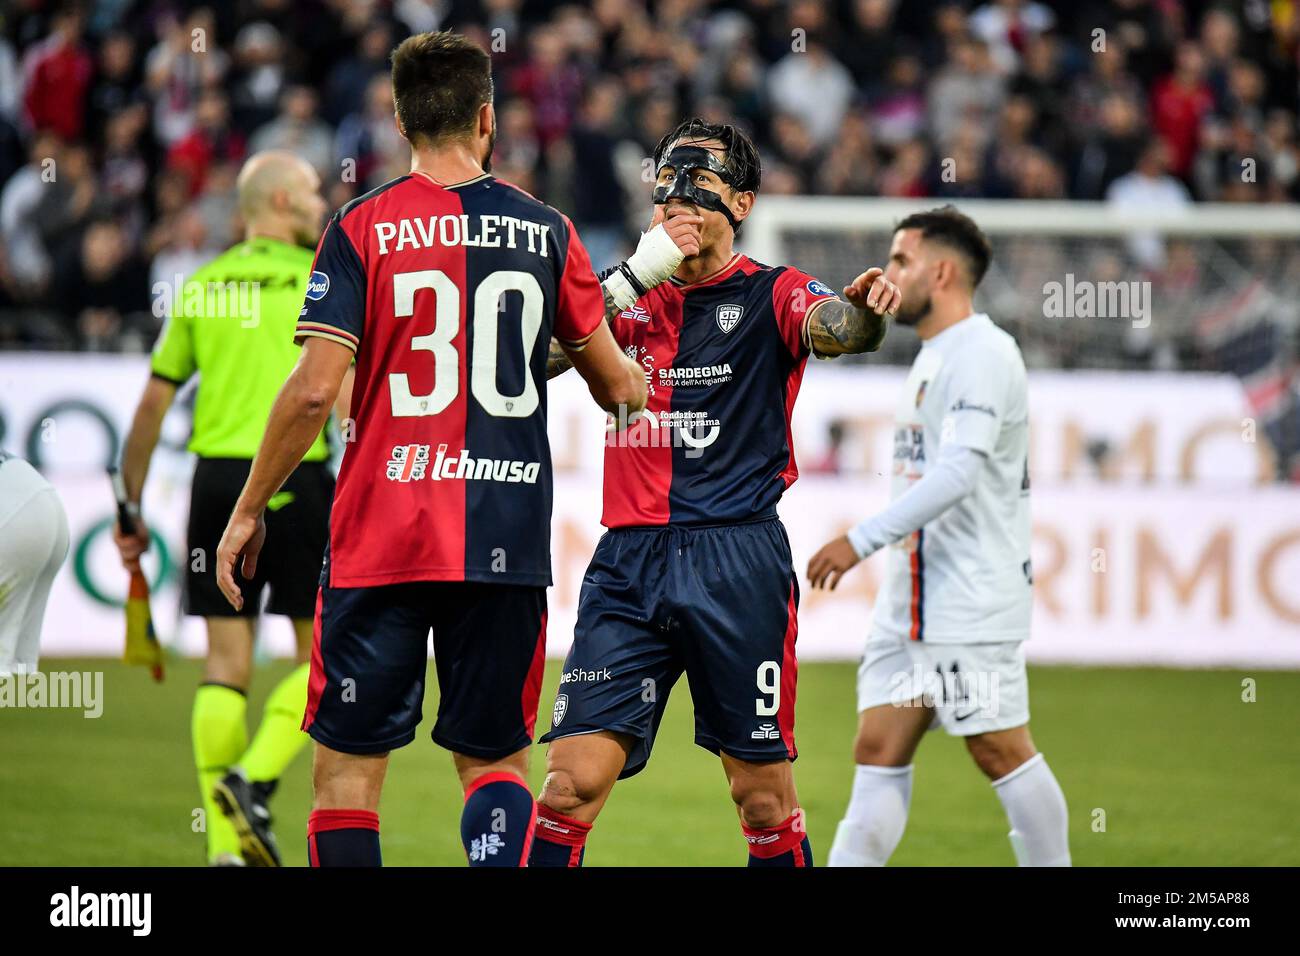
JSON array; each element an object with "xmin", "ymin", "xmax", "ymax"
[{"xmin": 1, "ymin": 0, "xmax": 1299, "ymax": 352}]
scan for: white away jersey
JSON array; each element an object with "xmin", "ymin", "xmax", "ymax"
[{"xmin": 871, "ymin": 313, "xmax": 1032, "ymax": 644}]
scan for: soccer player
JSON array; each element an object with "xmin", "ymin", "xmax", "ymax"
[
  {"xmin": 0, "ymin": 451, "xmax": 69, "ymax": 677},
  {"xmin": 806, "ymin": 206, "xmax": 1071, "ymax": 867},
  {"xmin": 214, "ymin": 31, "xmax": 645, "ymax": 868},
  {"xmin": 114, "ymin": 150, "xmax": 343, "ymax": 867},
  {"xmin": 534, "ymin": 118, "xmax": 899, "ymax": 867}
]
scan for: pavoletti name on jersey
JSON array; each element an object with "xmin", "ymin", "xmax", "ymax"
[
  {"xmin": 385, "ymin": 443, "xmax": 540, "ymax": 484},
  {"xmin": 374, "ymin": 215, "xmax": 552, "ymax": 257},
  {"xmin": 658, "ymin": 363, "xmax": 733, "ymax": 387}
]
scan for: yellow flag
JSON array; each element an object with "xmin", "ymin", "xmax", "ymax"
[
  {"xmin": 123, "ymin": 570, "xmax": 164, "ymax": 682},
  {"xmin": 109, "ymin": 466, "xmax": 164, "ymax": 682}
]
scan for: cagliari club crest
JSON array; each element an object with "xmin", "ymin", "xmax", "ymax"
[{"xmin": 716, "ymin": 303, "xmax": 744, "ymax": 334}]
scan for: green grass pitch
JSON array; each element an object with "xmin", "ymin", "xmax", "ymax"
[{"xmin": 1, "ymin": 659, "xmax": 1296, "ymax": 866}]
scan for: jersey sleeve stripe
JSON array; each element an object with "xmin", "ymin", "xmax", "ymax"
[
  {"xmin": 149, "ymin": 369, "xmax": 189, "ymax": 386},
  {"xmin": 800, "ymin": 295, "xmax": 837, "ymax": 355},
  {"xmin": 295, "ymin": 322, "xmax": 359, "ymax": 351},
  {"xmin": 556, "ymin": 327, "xmax": 598, "ymax": 350}
]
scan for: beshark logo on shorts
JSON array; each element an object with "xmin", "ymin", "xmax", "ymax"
[
  {"xmin": 806, "ymin": 279, "xmax": 836, "ymax": 298},
  {"xmin": 716, "ymin": 303, "xmax": 744, "ymax": 334},
  {"xmin": 305, "ymin": 271, "xmax": 330, "ymax": 300},
  {"xmin": 552, "ymin": 694, "xmax": 568, "ymax": 726},
  {"xmin": 560, "ymin": 667, "xmax": 611, "ymax": 685}
]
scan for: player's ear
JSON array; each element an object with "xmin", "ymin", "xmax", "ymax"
[
  {"xmin": 394, "ymin": 112, "xmax": 406, "ymax": 140},
  {"xmin": 479, "ymin": 102, "xmax": 494, "ymax": 139},
  {"xmin": 729, "ymin": 190, "xmax": 755, "ymax": 226},
  {"xmin": 934, "ymin": 257, "xmax": 955, "ymax": 291}
]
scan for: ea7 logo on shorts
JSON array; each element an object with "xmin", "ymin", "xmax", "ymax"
[
  {"xmin": 621, "ymin": 304, "xmax": 651, "ymax": 323},
  {"xmin": 716, "ymin": 303, "xmax": 744, "ymax": 334},
  {"xmin": 552, "ymin": 694, "xmax": 568, "ymax": 726},
  {"xmin": 305, "ymin": 271, "xmax": 330, "ymax": 300},
  {"xmin": 386, "ymin": 444, "xmax": 430, "ymax": 482},
  {"xmin": 751, "ymin": 722, "xmax": 781, "ymax": 740}
]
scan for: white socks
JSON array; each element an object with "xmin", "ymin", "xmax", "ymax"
[
  {"xmin": 992, "ymin": 753, "xmax": 1071, "ymax": 866},
  {"xmin": 830, "ymin": 754, "xmax": 1069, "ymax": 867},
  {"xmin": 828, "ymin": 764, "xmax": 913, "ymax": 867},
  {"xmin": 830, "ymin": 753, "xmax": 1070, "ymax": 866}
]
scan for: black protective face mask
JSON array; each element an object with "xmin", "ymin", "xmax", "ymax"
[{"xmin": 651, "ymin": 145, "xmax": 739, "ymax": 231}]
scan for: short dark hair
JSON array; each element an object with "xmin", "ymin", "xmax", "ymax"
[
  {"xmin": 895, "ymin": 205, "xmax": 992, "ymax": 289},
  {"xmin": 653, "ymin": 117, "xmax": 762, "ymax": 194},
  {"xmin": 391, "ymin": 31, "xmax": 493, "ymax": 147}
]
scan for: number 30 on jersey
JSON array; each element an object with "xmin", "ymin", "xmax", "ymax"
[{"xmin": 388, "ymin": 269, "xmax": 544, "ymax": 420}]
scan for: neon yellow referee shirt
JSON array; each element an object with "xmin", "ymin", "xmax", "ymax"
[{"xmin": 150, "ymin": 237, "xmax": 330, "ymax": 462}]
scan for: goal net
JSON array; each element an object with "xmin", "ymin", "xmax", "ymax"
[{"xmin": 739, "ymin": 198, "xmax": 1300, "ymax": 479}]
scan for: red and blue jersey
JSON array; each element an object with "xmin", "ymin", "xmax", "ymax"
[
  {"xmin": 603, "ymin": 254, "xmax": 838, "ymax": 528},
  {"xmin": 295, "ymin": 172, "xmax": 605, "ymax": 587}
]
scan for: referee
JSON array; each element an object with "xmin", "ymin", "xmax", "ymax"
[{"xmin": 114, "ymin": 151, "xmax": 350, "ymax": 867}]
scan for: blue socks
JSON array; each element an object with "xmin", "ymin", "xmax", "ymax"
[{"xmin": 461, "ymin": 772, "xmax": 536, "ymax": 866}]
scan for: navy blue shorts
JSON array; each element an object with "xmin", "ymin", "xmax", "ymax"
[
  {"xmin": 303, "ymin": 581, "xmax": 547, "ymax": 758},
  {"xmin": 538, "ymin": 517, "xmax": 799, "ymax": 778}
]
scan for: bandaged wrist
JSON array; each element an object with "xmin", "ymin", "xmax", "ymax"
[{"xmin": 605, "ymin": 224, "xmax": 684, "ymax": 310}]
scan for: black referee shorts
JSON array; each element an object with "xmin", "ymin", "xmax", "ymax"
[{"xmin": 185, "ymin": 457, "xmax": 334, "ymax": 620}]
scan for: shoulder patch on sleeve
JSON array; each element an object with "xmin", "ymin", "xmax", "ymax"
[{"xmin": 305, "ymin": 271, "xmax": 330, "ymax": 301}]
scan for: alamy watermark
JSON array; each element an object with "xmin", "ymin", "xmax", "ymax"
[
  {"xmin": 0, "ymin": 671, "xmax": 103, "ymax": 718},
  {"xmin": 152, "ymin": 274, "xmax": 263, "ymax": 328},
  {"xmin": 49, "ymin": 886, "xmax": 150, "ymax": 935},
  {"xmin": 1043, "ymin": 273, "xmax": 1151, "ymax": 329},
  {"xmin": 606, "ymin": 407, "xmax": 721, "ymax": 459},
  {"xmin": 888, "ymin": 665, "xmax": 1000, "ymax": 721}
]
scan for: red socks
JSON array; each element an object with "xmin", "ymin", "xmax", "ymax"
[
  {"xmin": 743, "ymin": 811, "xmax": 814, "ymax": 867},
  {"xmin": 528, "ymin": 804, "xmax": 592, "ymax": 867},
  {"xmin": 308, "ymin": 809, "xmax": 381, "ymax": 866}
]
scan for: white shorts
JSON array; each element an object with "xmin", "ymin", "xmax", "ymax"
[
  {"xmin": 0, "ymin": 458, "xmax": 70, "ymax": 676},
  {"xmin": 855, "ymin": 629, "xmax": 1029, "ymax": 737}
]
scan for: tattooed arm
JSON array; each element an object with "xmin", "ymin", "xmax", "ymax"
[
  {"xmin": 805, "ymin": 299, "xmax": 889, "ymax": 356},
  {"xmin": 546, "ymin": 337, "xmax": 575, "ymax": 379},
  {"xmin": 547, "ymin": 283, "xmax": 624, "ymax": 379},
  {"xmin": 803, "ymin": 266, "xmax": 900, "ymax": 357}
]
